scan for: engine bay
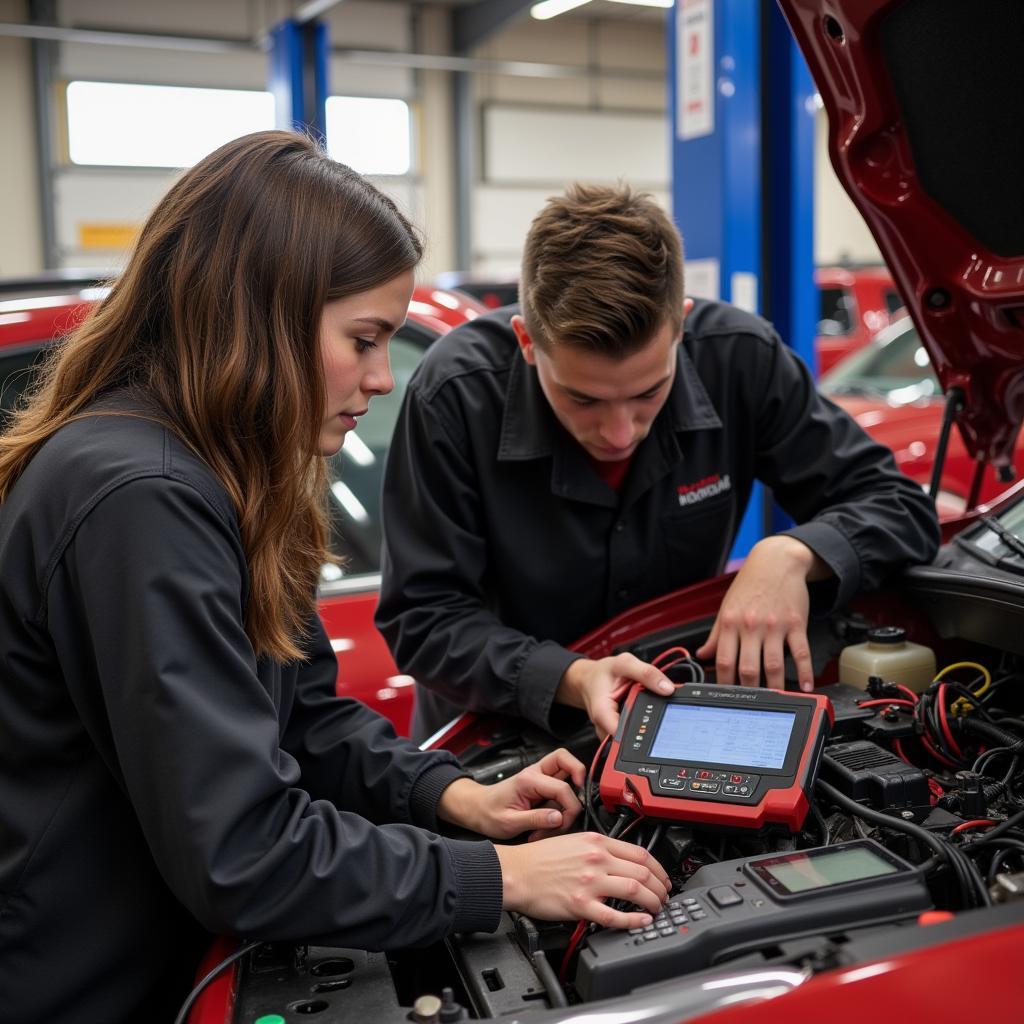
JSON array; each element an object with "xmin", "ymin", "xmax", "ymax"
[{"xmin": 230, "ymin": 572, "xmax": 1024, "ymax": 1022}]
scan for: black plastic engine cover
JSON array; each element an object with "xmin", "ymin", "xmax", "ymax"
[{"xmin": 820, "ymin": 740, "xmax": 931, "ymax": 820}]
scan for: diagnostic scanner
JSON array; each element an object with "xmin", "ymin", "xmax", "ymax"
[
  {"xmin": 576, "ymin": 839, "xmax": 930, "ymax": 1000},
  {"xmin": 600, "ymin": 683, "xmax": 833, "ymax": 831}
]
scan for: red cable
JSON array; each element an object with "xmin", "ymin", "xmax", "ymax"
[
  {"xmin": 952, "ymin": 819, "xmax": 997, "ymax": 835},
  {"xmin": 857, "ymin": 699, "xmax": 916, "ymax": 710},
  {"xmin": 617, "ymin": 814, "xmax": 645, "ymax": 841},
  {"xmin": 589, "ymin": 735, "xmax": 610, "ymax": 785},
  {"xmin": 558, "ymin": 921, "xmax": 588, "ymax": 981},
  {"xmin": 937, "ymin": 684, "xmax": 964, "ymax": 759},
  {"xmin": 920, "ymin": 733, "xmax": 960, "ymax": 769},
  {"xmin": 896, "ymin": 685, "xmax": 920, "ymax": 704},
  {"xmin": 927, "ymin": 777, "xmax": 944, "ymax": 806},
  {"xmin": 652, "ymin": 646, "xmax": 691, "ymax": 668},
  {"xmin": 893, "ymin": 738, "xmax": 910, "ymax": 763}
]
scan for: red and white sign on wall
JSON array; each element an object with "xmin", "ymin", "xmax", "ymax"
[{"xmin": 677, "ymin": 0, "xmax": 714, "ymax": 141}]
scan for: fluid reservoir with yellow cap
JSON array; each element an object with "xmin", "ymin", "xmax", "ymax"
[{"xmin": 838, "ymin": 626, "xmax": 936, "ymax": 694}]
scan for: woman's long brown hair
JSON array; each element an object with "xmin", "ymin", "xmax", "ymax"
[{"xmin": 0, "ymin": 131, "xmax": 422, "ymax": 661}]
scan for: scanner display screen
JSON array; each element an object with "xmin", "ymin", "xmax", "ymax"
[
  {"xmin": 756, "ymin": 845, "xmax": 899, "ymax": 894},
  {"xmin": 649, "ymin": 704, "xmax": 797, "ymax": 770}
]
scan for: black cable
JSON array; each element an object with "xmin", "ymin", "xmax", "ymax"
[
  {"xmin": 810, "ymin": 803, "xmax": 832, "ymax": 846},
  {"xmin": 980, "ymin": 677, "xmax": 1022, "ymax": 706},
  {"xmin": 172, "ymin": 939, "xmax": 263, "ymax": 1024},
  {"xmin": 583, "ymin": 741, "xmax": 612, "ymax": 836},
  {"xmin": 961, "ymin": 718, "xmax": 1024, "ymax": 750},
  {"xmin": 645, "ymin": 823, "xmax": 664, "ymax": 852},
  {"xmin": 531, "ymin": 949, "xmax": 568, "ymax": 1008},
  {"xmin": 961, "ymin": 837, "xmax": 1024, "ymax": 886},
  {"xmin": 816, "ymin": 780, "xmax": 988, "ymax": 908},
  {"xmin": 938, "ymin": 682, "xmax": 996, "ymax": 723},
  {"xmin": 976, "ymin": 806, "xmax": 1024, "ymax": 844},
  {"xmin": 972, "ymin": 746, "xmax": 1016, "ymax": 775},
  {"xmin": 608, "ymin": 812, "xmax": 630, "ymax": 839},
  {"xmin": 915, "ymin": 691, "xmax": 960, "ymax": 766}
]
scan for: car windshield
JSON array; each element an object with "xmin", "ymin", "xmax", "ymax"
[
  {"xmin": 820, "ymin": 318, "xmax": 939, "ymax": 404},
  {"xmin": 959, "ymin": 503, "xmax": 1024, "ymax": 574}
]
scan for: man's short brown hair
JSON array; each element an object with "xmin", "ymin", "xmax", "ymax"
[{"xmin": 519, "ymin": 183, "xmax": 685, "ymax": 357}]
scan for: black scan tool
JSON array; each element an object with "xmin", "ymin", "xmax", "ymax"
[{"xmin": 575, "ymin": 840, "xmax": 931, "ymax": 1000}]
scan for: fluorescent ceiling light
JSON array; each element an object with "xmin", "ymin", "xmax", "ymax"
[
  {"xmin": 531, "ymin": 0, "xmax": 671, "ymax": 16},
  {"xmin": 531, "ymin": 0, "xmax": 590, "ymax": 19}
]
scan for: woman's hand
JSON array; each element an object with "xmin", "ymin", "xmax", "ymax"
[
  {"xmin": 495, "ymin": 833, "xmax": 670, "ymax": 930},
  {"xmin": 437, "ymin": 748, "xmax": 585, "ymax": 841}
]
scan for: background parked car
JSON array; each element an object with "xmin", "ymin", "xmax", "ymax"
[
  {"xmin": 437, "ymin": 265, "xmax": 903, "ymax": 379},
  {"xmin": 814, "ymin": 264, "xmax": 904, "ymax": 376},
  {"xmin": 0, "ymin": 280, "xmax": 483, "ymax": 735},
  {"xmin": 820, "ymin": 317, "xmax": 1024, "ymax": 517},
  {"xmin": 434, "ymin": 269, "xmax": 520, "ymax": 310}
]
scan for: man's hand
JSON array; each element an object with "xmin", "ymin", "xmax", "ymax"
[
  {"xmin": 437, "ymin": 748, "xmax": 585, "ymax": 841},
  {"xmin": 495, "ymin": 833, "xmax": 671, "ymax": 930},
  {"xmin": 556, "ymin": 654, "xmax": 675, "ymax": 738},
  {"xmin": 696, "ymin": 535, "xmax": 831, "ymax": 692}
]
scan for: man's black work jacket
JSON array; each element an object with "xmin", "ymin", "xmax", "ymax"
[
  {"xmin": 0, "ymin": 404, "xmax": 501, "ymax": 1023},
  {"xmin": 376, "ymin": 300, "xmax": 941, "ymax": 741}
]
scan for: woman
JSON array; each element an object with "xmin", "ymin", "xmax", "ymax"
[{"xmin": 0, "ymin": 131, "xmax": 667, "ymax": 1022}]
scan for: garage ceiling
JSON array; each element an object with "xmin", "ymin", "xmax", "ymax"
[{"xmin": 410, "ymin": 0, "xmax": 668, "ymax": 22}]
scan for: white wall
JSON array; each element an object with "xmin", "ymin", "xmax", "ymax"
[
  {"xmin": 0, "ymin": 0, "xmax": 43, "ymax": 275},
  {"xmin": 814, "ymin": 107, "xmax": 883, "ymax": 266},
  {"xmin": 470, "ymin": 13, "xmax": 669, "ymax": 273}
]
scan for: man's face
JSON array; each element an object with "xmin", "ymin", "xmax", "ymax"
[{"xmin": 513, "ymin": 307, "xmax": 689, "ymax": 462}]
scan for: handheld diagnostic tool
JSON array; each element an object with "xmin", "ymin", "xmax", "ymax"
[
  {"xmin": 576, "ymin": 839, "xmax": 931, "ymax": 1000},
  {"xmin": 600, "ymin": 684, "xmax": 833, "ymax": 830}
]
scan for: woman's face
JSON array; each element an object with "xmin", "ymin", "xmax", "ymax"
[{"xmin": 318, "ymin": 269, "xmax": 415, "ymax": 456}]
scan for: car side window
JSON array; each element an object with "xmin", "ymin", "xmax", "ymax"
[
  {"xmin": 818, "ymin": 287, "xmax": 855, "ymax": 336},
  {"xmin": 322, "ymin": 325, "xmax": 433, "ymax": 580},
  {"xmin": 0, "ymin": 345, "xmax": 49, "ymax": 427}
]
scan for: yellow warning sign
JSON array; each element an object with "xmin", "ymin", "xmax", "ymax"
[{"xmin": 78, "ymin": 223, "xmax": 139, "ymax": 250}]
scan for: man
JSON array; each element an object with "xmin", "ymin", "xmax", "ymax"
[{"xmin": 377, "ymin": 184, "xmax": 940, "ymax": 742}]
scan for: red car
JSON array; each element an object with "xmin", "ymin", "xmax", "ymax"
[
  {"xmin": 0, "ymin": 279, "xmax": 482, "ymax": 736},
  {"xmin": 192, "ymin": 1, "xmax": 1024, "ymax": 1020},
  {"xmin": 814, "ymin": 264, "xmax": 904, "ymax": 376},
  {"xmin": 821, "ymin": 316, "xmax": 1024, "ymax": 517}
]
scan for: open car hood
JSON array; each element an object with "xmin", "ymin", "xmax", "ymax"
[{"xmin": 779, "ymin": 0, "xmax": 1024, "ymax": 470}]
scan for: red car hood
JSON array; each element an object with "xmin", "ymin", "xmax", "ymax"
[{"xmin": 779, "ymin": 0, "xmax": 1024, "ymax": 469}]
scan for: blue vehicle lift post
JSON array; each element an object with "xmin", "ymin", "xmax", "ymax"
[
  {"xmin": 268, "ymin": 13, "xmax": 330, "ymax": 139},
  {"xmin": 669, "ymin": 0, "xmax": 816, "ymax": 558}
]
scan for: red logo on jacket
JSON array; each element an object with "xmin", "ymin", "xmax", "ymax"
[{"xmin": 677, "ymin": 473, "xmax": 731, "ymax": 507}]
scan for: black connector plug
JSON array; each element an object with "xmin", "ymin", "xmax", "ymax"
[
  {"xmin": 866, "ymin": 675, "xmax": 900, "ymax": 699},
  {"xmin": 954, "ymin": 771, "xmax": 987, "ymax": 819}
]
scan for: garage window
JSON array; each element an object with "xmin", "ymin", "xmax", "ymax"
[
  {"xmin": 66, "ymin": 82, "xmax": 411, "ymax": 176},
  {"xmin": 325, "ymin": 96, "xmax": 411, "ymax": 175},
  {"xmin": 66, "ymin": 81, "xmax": 276, "ymax": 168}
]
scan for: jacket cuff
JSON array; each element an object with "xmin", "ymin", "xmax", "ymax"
[
  {"xmin": 445, "ymin": 838, "xmax": 504, "ymax": 934},
  {"xmin": 409, "ymin": 761, "xmax": 469, "ymax": 832},
  {"xmin": 783, "ymin": 520, "xmax": 861, "ymax": 613},
  {"xmin": 518, "ymin": 641, "xmax": 585, "ymax": 733}
]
